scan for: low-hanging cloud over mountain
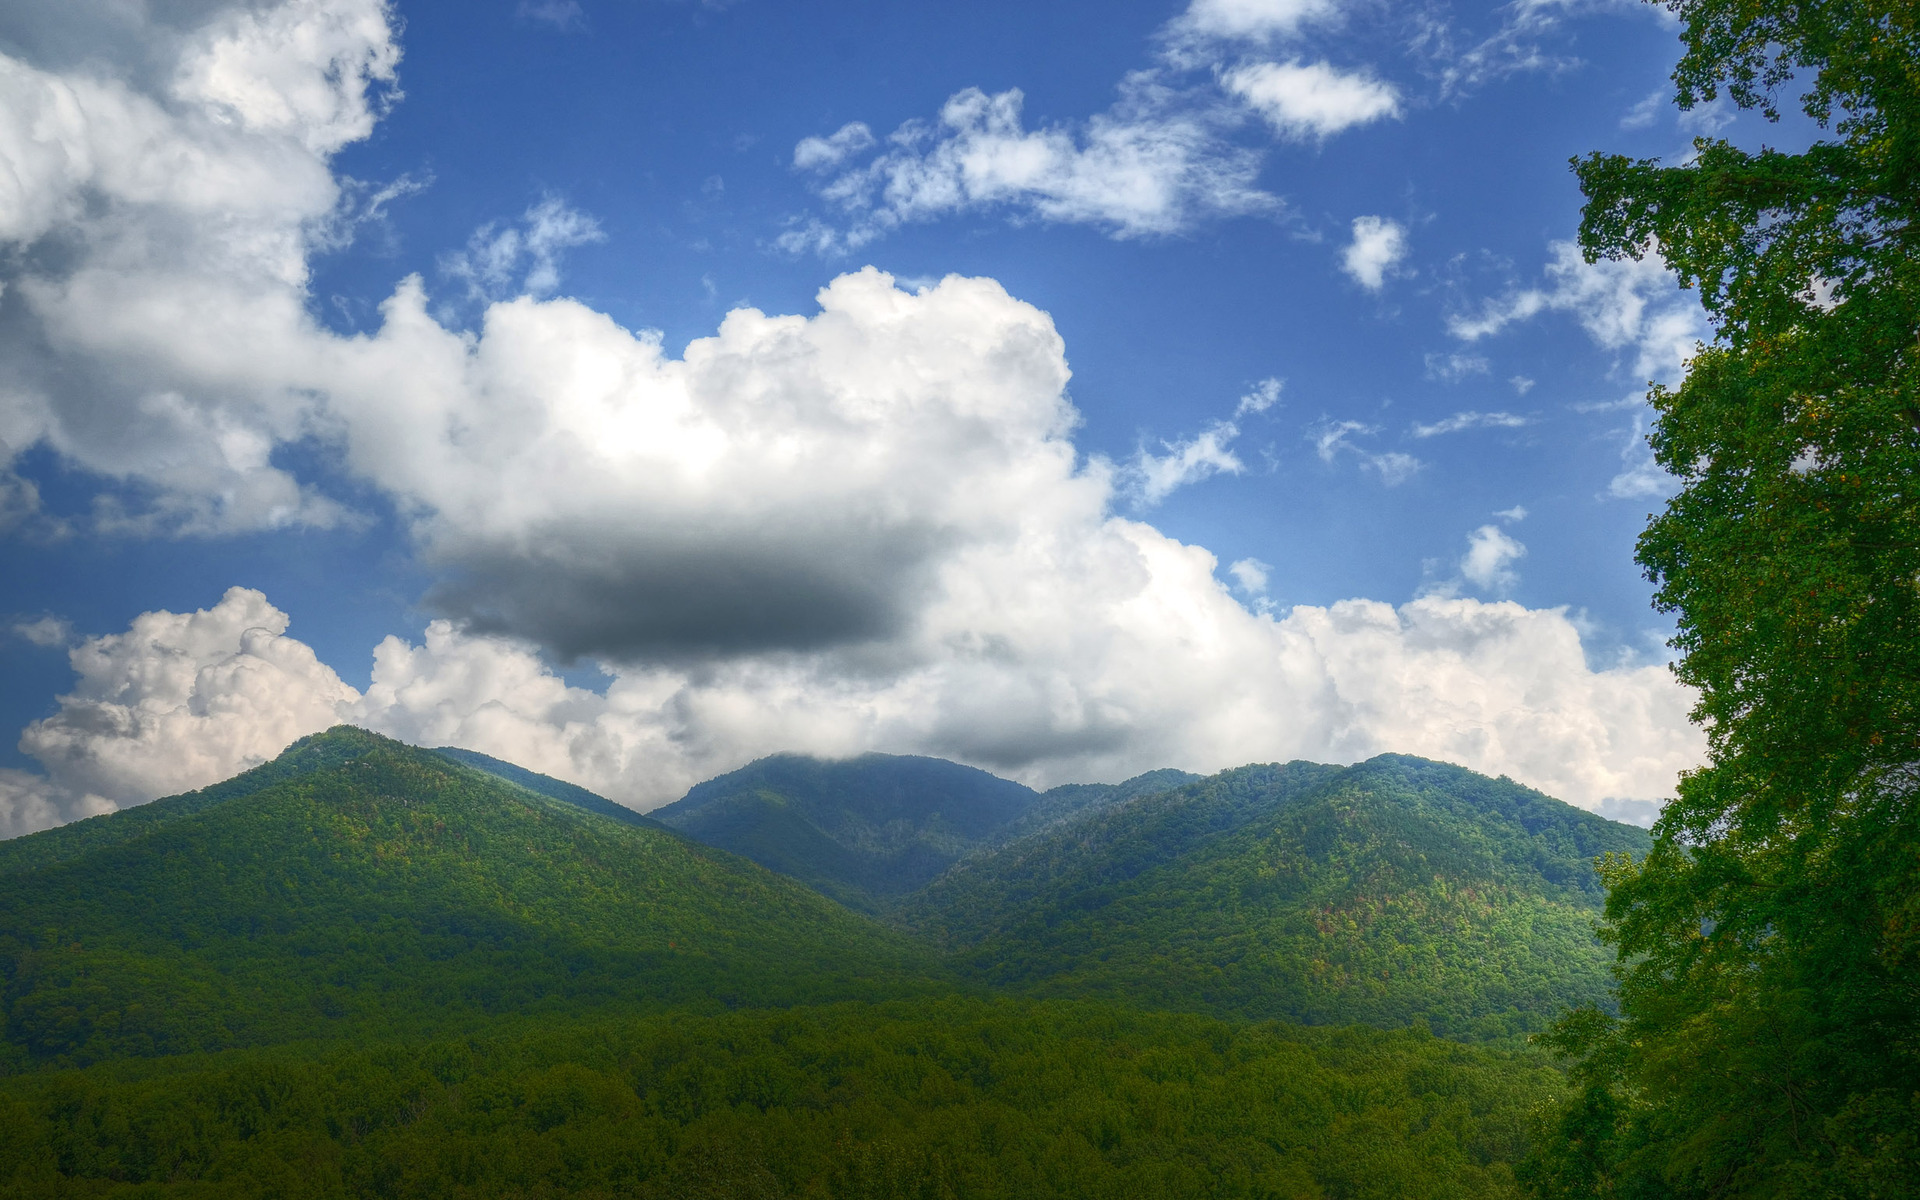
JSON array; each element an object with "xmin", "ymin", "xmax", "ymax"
[
  {"xmin": 5, "ymin": 583, "xmax": 1700, "ymax": 837},
  {"xmin": 0, "ymin": 0, "xmax": 1705, "ymax": 836}
]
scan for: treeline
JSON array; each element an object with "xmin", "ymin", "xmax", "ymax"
[{"xmin": 0, "ymin": 998, "xmax": 1559, "ymax": 1199}]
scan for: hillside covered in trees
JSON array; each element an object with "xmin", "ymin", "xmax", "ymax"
[{"xmin": 0, "ymin": 726, "xmax": 1648, "ymax": 1195}]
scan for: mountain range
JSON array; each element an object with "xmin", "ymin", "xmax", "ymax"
[
  {"xmin": 648, "ymin": 752, "xmax": 1196, "ymax": 910},
  {"xmin": 0, "ymin": 725, "xmax": 1651, "ymax": 1196}
]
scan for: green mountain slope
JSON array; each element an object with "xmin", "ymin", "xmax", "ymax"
[
  {"xmin": 0, "ymin": 730, "xmax": 380, "ymax": 878},
  {"xmin": 0, "ymin": 728, "xmax": 937, "ymax": 1069},
  {"xmin": 902, "ymin": 754, "xmax": 1651, "ymax": 1040},
  {"xmin": 650, "ymin": 754, "xmax": 1198, "ymax": 911},
  {"xmin": 993, "ymin": 767, "xmax": 1200, "ymax": 848},
  {"xmin": 431, "ymin": 745, "xmax": 666, "ymax": 830},
  {"xmin": 649, "ymin": 753, "xmax": 1042, "ymax": 909}
]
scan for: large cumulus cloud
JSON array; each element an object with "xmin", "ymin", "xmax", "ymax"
[
  {"xmin": 0, "ymin": 0, "xmax": 1705, "ymax": 838},
  {"xmin": 0, "ymin": 0, "xmax": 397, "ymax": 532},
  {"xmin": 324, "ymin": 269, "xmax": 1099, "ymax": 659}
]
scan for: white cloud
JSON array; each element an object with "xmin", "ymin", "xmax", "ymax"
[
  {"xmin": 1228, "ymin": 557, "xmax": 1271, "ymax": 596},
  {"xmin": 1365, "ymin": 450, "xmax": 1421, "ymax": 485},
  {"xmin": 1448, "ymin": 240, "xmax": 1706, "ymax": 385},
  {"xmin": 441, "ymin": 196, "xmax": 605, "ymax": 304},
  {"xmin": 1410, "ymin": 410, "xmax": 1531, "ymax": 437},
  {"xmin": 1620, "ymin": 88, "xmax": 1665, "ymax": 129},
  {"xmin": 1171, "ymin": 0, "xmax": 1341, "ymax": 43},
  {"xmin": 0, "ymin": 0, "xmax": 1705, "ymax": 834},
  {"xmin": 793, "ymin": 122, "xmax": 876, "ymax": 171},
  {"xmin": 1460, "ymin": 524, "xmax": 1526, "ymax": 592},
  {"xmin": 1341, "ymin": 215, "xmax": 1408, "ymax": 290},
  {"xmin": 1310, "ymin": 418, "xmax": 1421, "ymax": 484},
  {"xmin": 6, "ymin": 583, "xmax": 1704, "ymax": 826},
  {"xmin": 1677, "ymin": 97, "xmax": 1734, "ymax": 135},
  {"xmin": 0, "ymin": 0, "xmax": 401, "ymax": 534},
  {"xmin": 1132, "ymin": 421, "xmax": 1246, "ymax": 505},
  {"xmin": 11, "ymin": 615, "xmax": 72, "ymax": 647},
  {"xmin": 785, "ymin": 0, "xmax": 1410, "ymax": 249},
  {"xmin": 517, "ymin": 0, "xmax": 585, "ymax": 31},
  {"xmin": 1607, "ymin": 410, "xmax": 1674, "ymax": 498},
  {"xmin": 0, "ymin": 770, "xmax": 114, "ymax": 841},
  {"xmin": 17, "ymin": 587, "xmax": 360, "ymax": 813},
  {"xmin": 1313, "ymin": 418, "xmax": 1375, "ymax": 461},
  {"xmin": 785, "ymin": 82, "xmax": 1276, "ymax": 249},
  {"xmin": 1428, "ymin": 0, "xmax": 1604, "ymax": 97},
  {"xmin": 1236, "ymin": 376, "xmax": 1283, "ymax": 416},
  {"xmin": 1128, "ymin": 376, "xmax": 1281, "ymax": 505},
  {"xmin": 1510, "ymin": 374, "xmax": 1536, "ymax": 394},
  {"xmin": 1222, "ymin": 61, "xmax": 1401, "ymax": 140},
  {"xmin": 1493, "ymin": 505, "xmax": 1528, "ymax": 521},
  {"xmin": 1422, "ymin": 352, "xmax": 1488, "ymax": 383},
  {"xmin": 1449, "ymin": 241, "xmax": 1702, "ymax": 501}
]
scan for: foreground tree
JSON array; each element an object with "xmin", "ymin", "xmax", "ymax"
[{"xmin": 1525, "ymin": 0, "xmax": 1920, "ymax": 1195}]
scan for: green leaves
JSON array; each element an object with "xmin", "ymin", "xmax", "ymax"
[{"xmin": 1530, "ymin": 0, "xmax": 1920, "ymax": 1193}]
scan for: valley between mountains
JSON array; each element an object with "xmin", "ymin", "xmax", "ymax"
[{"xmin": 0, "ymin": 726, "xmax": 1647, "ymax": 1198}]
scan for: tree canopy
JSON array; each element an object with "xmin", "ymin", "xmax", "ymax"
[{"xmin": 1529, "ymin": 0, "xmax": 1920, "ymax": 1194}]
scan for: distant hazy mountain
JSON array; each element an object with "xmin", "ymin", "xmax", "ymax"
[
  {"xmin": 901, "ymin": 754, "xmax": 1651, "ymax": 1040},
  {"xmin": 649, "ymin": 753, "xmax": 1197, "ymax": 910},
  {"xmin": 0, "ymin": 727, "xmax": 933, "ymax": 1068}
]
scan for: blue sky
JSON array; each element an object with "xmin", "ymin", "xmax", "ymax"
[{"xmin": 0, "ymin": 0, "xmax": 1755, "ymax": 830}]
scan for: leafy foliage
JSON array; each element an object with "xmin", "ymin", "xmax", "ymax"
[
  {"xmin": 903, "ymin": 756, "xmax": 1648, "ymax": 1041},
  {"xmin": 1529, "ymin": 0, "xmax": 1920, "ymax": 1193},
  {"xmin": 0, "ymin": 998, "xmax": 1561, "ymax": 1199}
]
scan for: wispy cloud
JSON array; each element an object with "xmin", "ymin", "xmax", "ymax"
[
  {"xmin": 1130, "ymin": 377, "xmax": 1283, "ymax": 505},
  {"xmin": 441, "ymin": 196, "xmax": 606, "ymax": 303},
  {"xmin": 793, "ymin": 122, "xmax": 876, "ymax": 171},
  {"xmin": 1236, "ymin": 376, "xmax": 1283, "ymax": 416},
  {"xmin": 517, "ymin": 0, "xmax": 585, "ymax": 31},
  {"xmin": 1167, "ymin": 0, "xmax": 1342, "ymax": 47},
  {"xmin": 1607, "ymin": 411, "xmax": 1674, "ymax": 498},
  {"xmin": 11, "ymin": 616, "xmax": 72, "ymax": 647},
  {"xmin": 781, "ymin": 81, "xmax": 1276, "ymax": 252},
  {"xmin": 1422, "ymin": 0, "xmax": 1628, "ymax": 97},
  {"xmin": 1448, "ymin": 240, "xmax": 1706, "ymax": 385},
  {"xmin": 1410, "ymin": 410, "xmax": 1531, "ymax": 437},
  {"xmin": 1422, "ymin": 352, "xmax": 1489, "ymax": 383},
  {"xmin": 784, "ymin": 0, "xmax": 1415, "ymax": 251},
  {"xmin": 1311, "ymin": 418, "xmax": 1420, "ymax": 484}
]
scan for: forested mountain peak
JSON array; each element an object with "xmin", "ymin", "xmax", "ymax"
[
  {"xmin": 0, "ymin": 725, "xmax": 404, "ymax": 878},
  {"xmin": 0, "ymin": 728, "xmax": 934, "ymax": 1069},
  {"xmin": 648, "ymin": 751, "xmax": 1043, "ymax": 908},
  {"xmin": 902, "ymin": 753, "xmax": 1652, "ymax": 1040}
]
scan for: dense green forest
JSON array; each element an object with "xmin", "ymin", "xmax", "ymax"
[
  {"xmin": 0, "ymin": 1000, "xmax": 1561, "ymax": 1199},
  {"xmin": 0, "ymin": 730, "xmax": 938, "ymax": 1070},
  {"xmin": 903, "ymin": 757, "xmax": 1647, "ymax": 1040},
  {"xmin": 0, "ymin": 726, "xmax": 1647, "ymax": 1194}
]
